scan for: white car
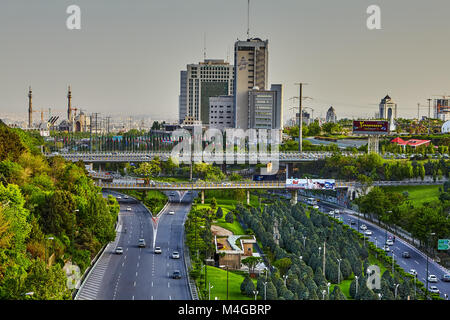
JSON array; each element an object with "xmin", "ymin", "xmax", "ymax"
[
  {"xmin": 409, "ymin": 269, "xmax": 418, "ymax": 277},
  {"xmin": 172, "ymin": 251, "xmax": 180, "ymax": 259},
  {"xmin": 429, "ymin": 286, "xmax": 440, "ymax": 294},
  {"xmin": 364, "ymin": 230, "xmax": 373, "ymax": 236},
  {"xmin": 386, "ymin": 239, "xmax": 394, "ymax": 246},
  {"xmin": 334, "ymin": 209, "xmax": 340, "ymax": 214},
  {"xmin": 126, "ymin": 207, "xmax": 132, "ymax": 211},
  {"xmin": 124, "ymin": 195, "xmax": 129, "ymax": 199},
  {"xmin": 428, "ymin": 275, "xmax": 438, "ymax": 283},
  {"xmin": 313, "ymin": 205, "xmax": 319, "ymax": 210},
  {"xmin": 328, "ymin": 210, "xmax": 335, "ymax": 215},
  {"xmin": 115, "ymin": 247, "xmax": 123, "ymax": 255},
  {"xmin": 168, "ymin": 211, "xmax": 175, "ymax": 215},
  {"xmin": 154, "ymin": 246, "xmax": 162, "ymax": 254},
  {"xmin": 360, "ymin": 224, "xmax": 367, "ymax": 231},
  {"xmin": 382, "ymin": 245, "xmax": 390, "ymax": 252},
  {"xmin": 116, "ymin": 196, "xmax": 122, "ymax": 200}
]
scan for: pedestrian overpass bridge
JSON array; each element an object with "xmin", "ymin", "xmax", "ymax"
[
  {"xmin": 45, "ymin": 151, "xmax": 362, "ymax": 163},
  {"xmin": 94, "ymin": 179, "xmax": 446, "ymax": 205}
]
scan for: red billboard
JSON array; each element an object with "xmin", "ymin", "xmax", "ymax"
[{"xmin": 353, "ymin": 120, "xmax": 389, "ymax": 135}]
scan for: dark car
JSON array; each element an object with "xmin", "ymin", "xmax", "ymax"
[
  {"xmin": 350, "ymin": 220, "xmax": 356, "ymax": 225},
  {"xmin": 402, "ymin": 251, "xmax": 410, "ymax": 258},
  {"xmin": 172, "ymin": 270, "xmax": 182, "ymax": 279}
]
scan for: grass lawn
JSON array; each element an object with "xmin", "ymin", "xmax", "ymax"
[
  {"xmin": 195, "ymin": 199, "xmax": 246, "ymax": 235},
  {"xmin": 330, "ymin": 279, "xmax": 353, "ymax": 299},
  {"xmin": 382, "ymin": 185, "xmax": 440, "ymax": 207},
  {"xmin": 204, "ymin": 266, "xmax": 256, "ymax": 300}
]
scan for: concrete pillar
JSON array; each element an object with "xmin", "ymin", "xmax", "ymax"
[
  {"xmin": 286, "ymin": 163, "xmax": 293, "ymax": 179},
  {"xmin": 201, "ymin": 190, "xmax": 205, "ymax": 204},
  {"xmin": 247, "ymin": 190, "xmax": 250, "ymax": 205},
  {"xmin": 290, "ymin": 190, "xmax": 298, "ymax": 205}
]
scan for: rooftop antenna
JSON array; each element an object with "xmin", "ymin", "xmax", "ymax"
[
  {"xmin": 203, "ymin": 33, "xmax": 207, "ymax": 61},
  {"xmin": 247, "ymin": 0, "xmax": 251, "ymax": 39}
]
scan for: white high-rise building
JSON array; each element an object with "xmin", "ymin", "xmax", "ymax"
[
  {"xmin": 234, "ymin": 38, "xmax": 269, "ymax": 129},
  {"xmin": 209, "ymin": 96, "xmax": 234, "ymax": 131},
  {"xmin": 179, "ymin": 59, "xmax": 234, "ymax": 125}
]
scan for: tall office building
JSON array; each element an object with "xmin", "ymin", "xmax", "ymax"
[
  {"xmin": 178, "ymin": 71, "xmax": 187, "ymax": 124},
  {"xmin": 234, "ymin": 38, "xmax": 269, "ymax": 129},
  {"xmin": 248, "ymin": 84, "xmax": 283, "ymax": 130},
  {"xmin": 326, "ymin": 106, "xmax": 337, "ymax": 123},
  {"xmin": 209, "ymin": 96, "xmax": 234, "ymax": 131},
  {"xmin": 179, "ymin": 59, "xmax": 234, "ymax": 125}
]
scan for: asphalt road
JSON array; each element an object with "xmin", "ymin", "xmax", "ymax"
[
  {"xmin": 75, "ymin": 190, "xmax": 195, "ymax": 300},
  {"xmin": 302, "ymin": 196, "xmax": 450, "ymax": 299}
]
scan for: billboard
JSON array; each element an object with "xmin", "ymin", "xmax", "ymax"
[
  {"xmin": 286, "ymin": 179, "xmax": 336, "ymax": 190},
  {"xmin": 353, "ymin": 120, "xmax": 389, "ymax": 135}
]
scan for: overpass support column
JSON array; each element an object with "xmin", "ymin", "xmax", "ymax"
[
  {"xmin": 201, "ymin": 190, "xmax": 205, "ymax": 204},
  {"xmin": 247, "ymin": 190, "xmax": 250, "ymax": 206},
  {"xmin": 290, "ymin": 190, "xmax": 298, "ymax": 205},
  {"xmin": 286, "ymin": 163, "xmax": 293, "ymax": 179}
]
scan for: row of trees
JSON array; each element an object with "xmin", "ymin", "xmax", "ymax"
[
  {"xmin": 235, "ymin": 200, "xmax": 418, "ymax": 300},
  {"xmin": 295, "ymin": 152, "xmax": 448, "ymax": 181}
]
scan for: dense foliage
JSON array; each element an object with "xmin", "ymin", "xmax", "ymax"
[{"xmin": 0, "ymin": 123, "xmax": 118, "ymax": 299}]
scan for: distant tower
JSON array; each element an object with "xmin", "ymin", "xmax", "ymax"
[
  {"xmin": 67, "ymin": 85, "xmax": 73, "ymax": 122},
  {"xmin": 28, "ymin": 86, "xmax": 33, "ymax": 128}
]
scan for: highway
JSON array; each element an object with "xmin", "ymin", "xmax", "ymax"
[
  {"xmin": 75, "ymin": 190, "xmax": 195, "ymax": 300},
  {"xmin": 305, "ymin": 196, "xmax": 450, "ymax": 299}
]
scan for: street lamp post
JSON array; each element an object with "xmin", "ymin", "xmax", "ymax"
[
  {"xmin": 392, "ymin": 250, "xmax": 395, "ymax": 275},
  {"xmin": 45, "ymin": 236, "xmax": 54, "ymax": 267},
  {"xmin": 253, "ymin": 290, "xmax": 259, "ymax": 301},
  {"xmin": 283, "ymin": 274, "xmax": 288, "ymax": 286},
  {"xmin": 426, "ymin": 232, "xmax": 436, "ymax": 300},
  {"xmin": 355, "ymin": 276, "xmax": 359, "ymax": 297},
  {"xmin": 375, "ymin": 237, "xmax": 378, "ymax": 258},
  {"xmin": 337, "ymin": 259, "xmax": 342, "ymax": 284},
  {"xmin": 322, "ymin": 289, "xmax": 326, "ymax": 300},
  {"xmin": 302, "ymin": 236, "xmax": 306, "ymax": 247},
  {"xmin": 263, "ymin": 281, "xmax": 267, "ymax": 300},
  {"xmin": 394, "ymin": 283, "xmax": 400, "ymax": 299},
  {"xmin": 208, "ymin": 281, "xmax": 214, "ymax": 300},
  {"xmin": 327, "ymin": 282, "xmax": 331, "ymax": 296}
]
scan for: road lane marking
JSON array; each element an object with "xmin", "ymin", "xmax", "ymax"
[
  {"xmin": 137, "ymin": 262, "xmax": 139, "ymax": 268},
  {"xmin": 134, "ymin": 281, "xmax": 136, "ymax": 287},
  {"xmin": 136, "ymin": 272, "xmax": 138, "ymax": 277},
  {"xmin": 415, "ymin": 260, "xmax": 419, "ymax": 265},
  {"xmin": 151, "ymin": 282, "xmax": 153, "ymax": 287},
  {"xmin": 168, "ymin": 282, "xmax": 170, "ymax": 288},
  {"xmin": 169, "ymin": 296, "xmax": 172, "ymax": 300}
]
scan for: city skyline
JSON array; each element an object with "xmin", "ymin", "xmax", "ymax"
[{"xmin": 1, "ymin": 0, "xmax": 450, "ymax": 123}]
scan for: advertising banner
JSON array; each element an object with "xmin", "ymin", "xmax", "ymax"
[
  {"xmin": 286, "ymin": 179, "xmax": 336, "ymax": 190},
  {"xmin": 353, "ymin": 120, "xmax": 389, "ymax": 135}
]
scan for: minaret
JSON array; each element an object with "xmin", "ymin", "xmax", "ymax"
[
  {"xmin": 28, "ymin": 86, "xmax": 33, "ymax": 128},
  {"xmin": 67, "ymin": 85, "xmax": 72, "ymax": 122}
]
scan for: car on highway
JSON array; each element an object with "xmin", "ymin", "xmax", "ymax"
[
  {"xmin": 172, "ymin": 251, "xmax": 180, "ymax": 259},
  {"xmin": 386, "ymin": 239, "xmax": 394, "ymax": 246},
  {"xmin": 115, "ymin": 247, "xmax": 123, "ymax": 255},
  {"xmin": 124, "ymin": 195, "xmax": 129, "ymax": 199},
  {"xmin": 409, "ymin": 269, "xmax": 418, "ymax": 277},
  {"xmin": 382, "ymin": 245, "xmax": 390, "ymax": 252},
  {"xmin": 428, "ymin": 274, "xmax": 438, "ymax": 283},
  {"xmin": 328, "ymin": 210, "xmax": 334, "ymax": 215},
  {"xmin": 402, "ymin": 251, "xmax": 411, "ymax": 258},
  {"xmin": 126, "ymin": 206, "xmax": 132, "ymax": 211},
  {"xmin": 116, "ymin": 196, "xmax": 122, "ymax": 200},
  {"xmin": 334, "ymin": 209, "xmax": 340, "ymax": 214},
  {"xmin": 360, "ymin": 224, "xmax": 367, "ymax": 231},
  {"xmin": 364, "ymin": 230, "xmax": 373, "ymax": 236},
  {"xmin": 168, "ymin": 211, "xmax": 175, "ymax": 215},
  {"xmin": 172, "ymin": 270, "xmax": 182, "ymax": 279},
  {"xmin": 350, "ymin": 220, "xmax": 356, "ymax": 225},
  {"xmin": 442, "ymin": 274, "xmax": 450, "ymax": 282},
  {"xmin": 154, "ymin": 246, "xmax": 162, "ymax": 254},
  {"xmin": 138, "ymin": 239, "xmax": 146, "ymax": 248},
  {"xmin": 429, "ymin": 286, "xmax": 440, "ymax": 294},
  {"xmin": 313, "ymin": 205, "xmax": 319, "ymax": 210}
]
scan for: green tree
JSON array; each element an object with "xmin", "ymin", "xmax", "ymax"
[
  {"xmin": 240, "ymin": 275, "xmax": 256, "ymax": 297},
  {"xmin": 225, "ymin": 211, "xmax": 234, "ymax": 224}
]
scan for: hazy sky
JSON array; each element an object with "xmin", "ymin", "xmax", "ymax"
[{"xmin": 1, "ymin": 0, "xmax": 450, "ymax": 123}]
